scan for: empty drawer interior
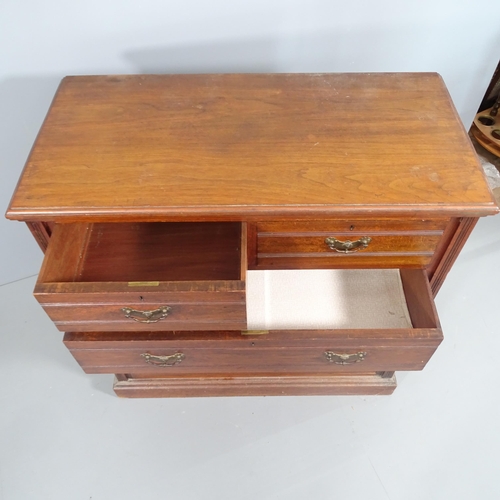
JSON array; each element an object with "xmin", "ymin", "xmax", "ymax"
[
  {"xmin": 38, "ymin": 222, "xmax": 244, "ymax": 283},
  {"xmin": 246, "ymin": 268, "xmax": 438, "ymax": 330}
]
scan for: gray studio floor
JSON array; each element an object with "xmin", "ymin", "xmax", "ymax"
[{"xmin": 1, "ymin": 214, "xmax": 500, "ymax": 499}]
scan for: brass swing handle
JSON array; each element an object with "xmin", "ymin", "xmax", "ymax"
[
  {"xmin": 325, "ymin": 236, "xmax": 371, "ymax": 253},
  {"xmin": 121, "ymin": 306, "xmax": 171, "ymax": 323},
  {"xmin": 324, "ymin": 351, "xmax": 367, "ymax": 365},
  {"xmin": 141, "ymin": 352, "xmax": 185, "ymax": 367}
]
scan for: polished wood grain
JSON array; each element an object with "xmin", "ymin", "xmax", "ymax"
[
  {"xmin": 37, "ymin": 222, "xmax": 92, "ymax": 282},
  {"xmin": 64, "ymin": 328, "xmax": 441, "ymax": 374},
  {"xmin": 6, "ymin": 73, "xmax": 497, "ymax": 222},
  {"xmin": 400, "ymin": 268, "xmax": 441, "ymax": 328},
  {"xmin": 35, "ymin": 221, "xmax": 247, "ymax": 331},
  {"xmin": 252, "ymin": 218, "xmax": 449, "ymax": 269},
  {"xmin": 25, "ymin": 222, "xmax": 52, "ymax": 252},
  {"xmin": 425, "ymin": 217, "xmax": 461, "ymax": 294},
  {"xmin": 256, "ymin": 219, "xmax": 450, "ymax": 233},
  {"xmin": 79, "ymin": 222, "xmax": 242, "ymax": 282},
  {"xmin": 112, "ymin": 372, "xmax": 397, "ymax": 397},
  {"xmin": 63, "ymin": 270, "xmax": 442, "ymax": 373},
  {"xmin": 255, "ymin": 235, "xmax": 442, "ymax": 268},
  {"xmin": 6, "ymin": 73, "xmax": 498, "ymax": 397},
  {"xmin": 38, "ymin": 221, "xmax": 243, "ymax": 282},
  {"xmin": 429, "ymin": 217, "xmax": 479, "ymax": 296},
  {"xmin": 42, "ymin": 302, "xmax": 247, "ymax": 332},
  {"xmin": 240, "ymin": 223, "xmax": 248, "ymax": 281}
]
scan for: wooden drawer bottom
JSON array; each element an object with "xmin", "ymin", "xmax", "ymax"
[{"xmin": 113, "ymin": 372, "xmax": 397, "ymax": 397}]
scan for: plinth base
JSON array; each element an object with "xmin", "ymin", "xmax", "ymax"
[{"xmin": 113, "ymin": 372, "xmax": 397, "ymax": 398}]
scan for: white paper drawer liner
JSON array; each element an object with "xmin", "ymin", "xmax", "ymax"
[{"xmin": 246, "ymin": 269, "xmax": 412, "ymax": 330}]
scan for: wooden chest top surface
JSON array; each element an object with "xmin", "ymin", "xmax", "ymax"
[{"xmin": 6, "ymin": 73, "xmax": 497, "ymax": 221}]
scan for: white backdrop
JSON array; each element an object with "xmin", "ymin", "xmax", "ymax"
[{"xmin": 1, "ymin": 0, "xmax": 499, "ymax": 284}]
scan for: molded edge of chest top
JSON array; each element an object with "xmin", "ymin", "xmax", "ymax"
[{"xmin": 6, "ymin": 73, "xmax": 498, "ymax": 222}]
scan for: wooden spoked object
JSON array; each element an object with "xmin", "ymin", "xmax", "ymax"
[{"xmin": 471, "ymin": 99, "xmax": 500, "ymax": 158}]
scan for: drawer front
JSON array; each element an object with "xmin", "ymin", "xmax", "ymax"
[
  {"xmin": 42, "ymin": 301, "xmax": 246, "ymax": 332},
  {"xmin": 252, "ymin": 219, "xmax": 449, "ymax": 269},
  {"xmin": 36, "ymin": 283, "xmax": 246, "ymax": 331},
  {"xmin": 63, "ymin": 327, "xmax": 443, "ymax": 375}
]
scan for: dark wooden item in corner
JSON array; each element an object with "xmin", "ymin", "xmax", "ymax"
[{"xmin": 6, "ymin": 73, "xmax": 498, "ymax": 397}]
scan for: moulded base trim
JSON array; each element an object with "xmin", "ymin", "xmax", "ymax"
[{"xmin": 113, "ymin": 372, "xmax": 397, "ymax": 398}]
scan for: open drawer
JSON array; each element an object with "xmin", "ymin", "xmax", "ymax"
[
  {"xmin": 35, "ymin": 222, "xmax": 247, "ymax": 331},
  {"xmin": 63, "ymin": 269, "xmax": 443, "ymax": 375}
]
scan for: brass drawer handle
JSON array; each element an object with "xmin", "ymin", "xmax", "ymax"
[
  {"xmin": 141, "ymin": 352, "xmax": 185, "ymax": 367},
  {"xmin": 121, "ymin": 306, "xmax": 171, "ymax": 323},
  {"xmin": 325, "ymin": 236, "xmax": 371, "ymax": 253},
  {"xmin": 324, "ymin": 351, "xmax": 367, "ymax": 365}
]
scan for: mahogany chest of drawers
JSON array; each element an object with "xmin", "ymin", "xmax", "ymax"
[{"xmin": 6, "ymin": 73, "xmax": 497, "ymax": 397}]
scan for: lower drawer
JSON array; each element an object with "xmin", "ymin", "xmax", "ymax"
[
  {"xmin": 63, "ymin": 269, "xmax": 442, "ymax": 375},
  {"xmin": 63, "ymin": 327, "xmax": 442, "ymax": 375}
]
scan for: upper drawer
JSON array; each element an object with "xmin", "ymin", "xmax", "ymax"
[
  {"xmin": 35, "ymin": 222, "xmax": 247, "ymax": 331},
  {"xmin": 251, "ymin": 219, "xmax": 450, "ymax": 269}
]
